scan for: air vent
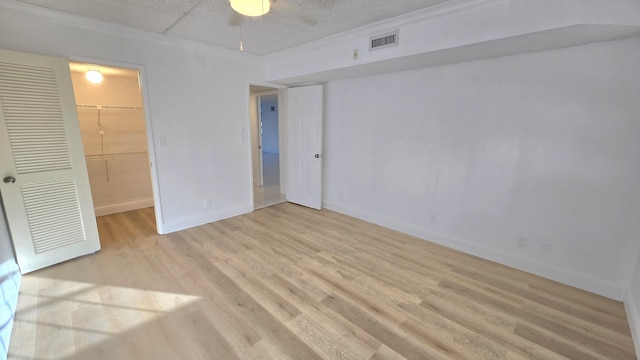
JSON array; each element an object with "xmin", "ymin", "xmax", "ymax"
[{"xmin": 370, "ymin": 30, "xmax": 399, "ymax": 51}]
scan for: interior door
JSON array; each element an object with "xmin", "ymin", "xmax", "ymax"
[
  {"xmin": 0, "ymin": 48, "xmax": 101, "ymax": 273},
  {"xmin": 286, "ymin": 85, "xmax": 323, "ymax": 210}
]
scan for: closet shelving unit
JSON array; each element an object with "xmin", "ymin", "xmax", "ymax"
[
  {"xmin": 77, "ymin": 104, "xmax": 152, "ymax": 215},
  {"xmin": 78, "ymin": 104, "xmax": 146, "ymax": 155}
]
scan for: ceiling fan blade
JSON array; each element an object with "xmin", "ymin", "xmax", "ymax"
[
  {"xmin": 228, "ymin": 11, "xmax": 243, "ymax": 26},
  {"xmin": 272, "ymin": 0, "xmax": 318, "ymax": 25}
]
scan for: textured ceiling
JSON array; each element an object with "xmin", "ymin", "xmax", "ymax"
[{"xmin": 16, "ymin": 0, "xmax": 450, "ymax": 55}]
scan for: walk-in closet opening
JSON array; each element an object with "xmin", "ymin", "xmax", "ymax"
[{"xmin": 69, "ymin": 62, "xmax": 156, "ymax": 228}]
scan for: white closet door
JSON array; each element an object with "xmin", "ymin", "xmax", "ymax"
[
  {"xmin": 0, "ymin": 48, "xmax": 100, "ymax": 273},
  {"xmin": 286, "ymin": 85, "xmax": 323, "ymax": 210}
]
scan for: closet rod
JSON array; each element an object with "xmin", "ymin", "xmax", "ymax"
[
  {"xmin": 81, "ymin": 130, "xmax": 146, "ymax": 135},
  {"xmin": 86, "ymin": 151, "xmax": 148, "ymax": 160},
  {"xmin": 76, "ymin": 104, "xmax": 144, "ymax": 111}
]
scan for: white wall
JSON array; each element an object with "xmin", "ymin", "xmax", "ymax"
[
  {"xmin": 323, "ymin": 37, "xmax": 640, "ymax": 300},
  {"xmin": 0, "ymin": 5, "xmax": 264, "ymax": 233},
  {"xmin": 625, "ymin": 254, "xmax": 640, "ymax": 355},
  {"xmin": 71, "ymin": 72, "xmax": 144, "ymax": 107},
  {"xmin": 265, "ymin": 0, "xmax": 640, "ymax": 85}
]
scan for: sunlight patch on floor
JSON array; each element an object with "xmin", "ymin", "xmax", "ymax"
[{"xmin": 10, "ymin": 279, "xmax": 202, "ymax": 359}]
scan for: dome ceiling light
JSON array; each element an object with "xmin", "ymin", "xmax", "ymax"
[
  {"xmin": 86, "ymin": 70, "xmax": 103, "ymax": 84},
  {"xmin": 229, "ymin": 0, "xmax": 271, "ymax": 17}
]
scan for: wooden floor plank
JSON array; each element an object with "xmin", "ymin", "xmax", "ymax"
[{"xmin": 8, "ymin": 204, "xmax": 636, "ymax": 359}]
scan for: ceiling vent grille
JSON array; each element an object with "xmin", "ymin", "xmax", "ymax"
[{"xmin": 370, "ymin": 30, "xmax": 399, "ymax": 51}]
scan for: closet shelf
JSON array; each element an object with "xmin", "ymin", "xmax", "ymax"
[
  {"xmin": 77, "ymin": 104, "xmax": 144, "ymax": 111},
  {"xmin": 81, "ymin": 130, "xmax": 146, "ymax": 135},
  {"xmin": 86, "ymin": 152, "xmax": 148, "ymax": 160}
]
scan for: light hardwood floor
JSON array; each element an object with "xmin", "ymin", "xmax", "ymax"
[
  {"xmin": 254, "ymin": 152, "xmax": 286, "ymax": 210},
  {"xmin": 9, "ymin": 204, "xmax": 636, "ymax": 359}
]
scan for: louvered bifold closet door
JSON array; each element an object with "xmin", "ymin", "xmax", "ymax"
[{"xmin": 0, "ymin": 49, "xmax": 100, "ymax": 274}]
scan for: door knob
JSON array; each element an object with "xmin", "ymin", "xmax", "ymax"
[
  {"xmin": 314, "ymin": 154, "xmax": 321, "ymax": 159},
  {"xmin": 3, "ymin": 176, "xmax": 15, "ymax": 184}
]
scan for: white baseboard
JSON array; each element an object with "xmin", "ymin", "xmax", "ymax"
[
  {"xmin": 94, "ymin": 199, "xmax": 154, "ymax": 217},
  {"xmin": 624, "ymin": 292, "xmax": 640, "ymax": 359},
  {"xmin": 323, "ymin": 201, "xmax": 627, "ymax": 301},
  {"xmin": 162, "ymin": 204, "xmax": 253, "ymax": 234}
]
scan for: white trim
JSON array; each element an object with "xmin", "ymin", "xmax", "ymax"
[
  {"xmin": 278, "ymin": 89, "xmax": 287, "ymax": 196},
  {"xmin": 138, "ymin": 64, "xmax": 164, "ymax": 234},
  {"xmin": 248, "ymin": 81, "xmax": 288, "ymax": 89},
  {"xmin": 254, "ymin": 90, "xmax": 279, "ymax": 96},
  {"xmin": 246, "ymin": 84, "xmax": 256, "ymax": 208},
  {"xmin": 323, "ymin": 200, "xmax": 628, "ymax": 301},
  {"xmin": 257, "ymin": 95, "xmax": 264, "ymax": 187},
  {"xmin": 0, "ymin": 0, "xmax": 259, "ymax": 61},
  {"xmin": 623, "ymin": 292, "xmax": 640, "ymax": 358},
  {"xmin": 69, "ymin": 56, "xmax": 165, "ymax": 234},
  {"xmin": 162, "ymin": 205, "xmax": 253, "ymax": 234},
  {"xmin": 94, "ymin": 199, "xmax": 154, "ymax": 217}
]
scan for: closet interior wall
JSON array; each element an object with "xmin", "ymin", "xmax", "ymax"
[{"xmin": 70, "ymin": 70, "xmax": 153, "ymax": 216}]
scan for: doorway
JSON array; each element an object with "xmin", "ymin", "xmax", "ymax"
[
  {"xmin": 69, "ymin": 61, "xmax": 158, "ymax": 229},
  {"xmin": 260, "ymin": 94, "xmax": 279, "ymax": 186},
  {"xmin": 250, "ymin": 86, "xmax": 286, "ymax": 210}
]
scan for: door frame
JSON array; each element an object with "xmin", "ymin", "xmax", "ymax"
[
  {"xmin": 256, "ymin": 90, "xmax": 280, "ymax": 188},
  {"xmin": 257, "ymin": 94, "xmax": 264, "ymax": 187},
  {"xmin": 70, "ymin": 56, "xmax": 165, "ymax": 234},
  {"xmin": 247, "ymin": 81, "xmax": 287, "ymax": 210}
]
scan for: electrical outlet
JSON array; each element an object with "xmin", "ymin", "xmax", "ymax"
[
  {"xmin": 203, "ymin": 199, "xmax": 210, "ymax": 208},
  {"xmin": 517, "ymin": 236, "xmax": 528, "ymax": 249},
  {"xmin": 159, "ymin": 136, "xmax": 167, "ymax": 146},
  {"xmin": 429, "ymin": 214, "xmax": 437, "ymax": 224},
  {"xmin": 542, "ymin": 242, "xmax": 552, "ymax": 255},
  {"xmin": 353, "ymin": 48, "xmax": 359, "ymax": 60}
]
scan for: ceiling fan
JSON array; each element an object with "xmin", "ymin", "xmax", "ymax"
[
  {"xmin": 228, "ymin": 0, "xmax": 318, "ymax": 27},
  {"xmin": 163, "ymin": 0, "xmax": 317, "ymax": 43},
  {"xmin": 229, "ymin": 0, "xmax": 270, "ymax": 17},
  {"xmin": 228, "ymin": 0, "xmax": 318, "ymax": 51}
]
